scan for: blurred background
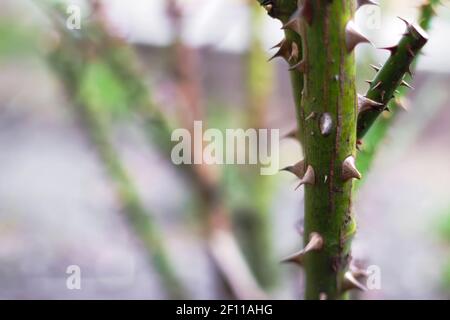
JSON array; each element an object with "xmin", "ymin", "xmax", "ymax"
[{"xmin": 0, "ymin": 0, "xmax": 449, "ymax": 299}]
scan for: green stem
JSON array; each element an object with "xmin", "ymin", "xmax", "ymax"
[
  {"xmin": 79, "ymin": 100, "xmax": 187, "ymax": 299},
  {"xmin": 299, "ymin": 1, "xmax": 356, "ymax": 300},
  {"xmin": 40, "ymin": 2, "xmax": 187, "ymax": 298},
  {"xmin": 357, "ymin": 22, "xmax": 428, "ymax": 139},
  {"xmin": 356, "ymin": 2, "xmax": 436, "ymax": 184}
]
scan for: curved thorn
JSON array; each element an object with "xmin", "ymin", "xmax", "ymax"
[
  {"xmin": 343, "ymin": 271, "xmax": 368, "ymax": 292},
  {"xmin": 358, "ymin": 94, "xmax": 384, "ymax": 113},
  {"xmin": 345, "ymin": 20, "xmax": 371, "ymax": 52},
  {"xmin": 295, "ymin": 165, "xmax": 315, "ymax": 190},
  {"xmin": 342, "ymin": 156, "xmax": 362, "ymax": 181},
  {"xmin": 281, "ymin": 160, "xmax": 306, "ymax": 179}
]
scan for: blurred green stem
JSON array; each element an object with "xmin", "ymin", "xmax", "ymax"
[{"xmin": 40, "ymin": 1, "xmax": 187, "ymax": 298}]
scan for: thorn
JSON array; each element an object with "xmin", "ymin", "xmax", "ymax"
[
  {"xmin": 370, "ymin": 64, "xmax": 381, "ymax": 72},
  {"xmin": 270, "ymin": 39, "xmax": 284, "ymax": 50},
  {"xmin": 358, "ymin": 94, "xmax": 384, "ymax": 113},
  {"xmin": 379, "ymin": 45, "xmax": 399, "ymax": 56},
  {"xmin": 295, "ymin": 165, "xmax": 315, "ymax": 190},
  {"xmin": 372, "ymin": 81, "xmax": 382, "ymax": 90},
  {"xmin": 281, "ymin": 159, "xmax": 306, "ymax": 179},
  {"xmin": 345, "ymin": 20, "xmax": 371, "ymax": 52},
  {"xmin": 357, "ymin": 0, "xmax": 379, "ymax": 9},
  {"xmin": 281, "ymin": 232, "xmax": 324, "ymax": 266},
  {"xmin": 342, "ymin": 156, "xmax": 362, "ymax": 181},
  {"xmin": 268, "ymin": 39, "xmax": 291, "ymax": 62},
  {"xmin": 263, "ymin": 4, "xmax": 273, "ymax": 13},
  {"xmin": 343, "ymin": 271, "xmax": 368, "ymax": 292},
  {"xmin": 288, "ymin": 42, "xmax": 299, "ymax": 62},
  {"xmin": 289, "ymin": 59, "xmax": 307, "ymax": 73},
  {"xmin": 283, "ymin": 10, "xmax": 301, "ymax": 34},
  {"xmin": 401, "ymin": 80, "xmax": 414, "ymax": 90},
  {"xmin": 406, "ymin": 65, "xmax": 413, "ymax": 77},
  {"xmin": 398, "ymin": 16, "xmax": 413, "ymax": 30},
  {"xmin": 319, "ymin": 112, "xmax": 333, "ymax": 136},
  {"xmin": 304, "ymin": 232, "xmax": 324, "ymax": 252}
]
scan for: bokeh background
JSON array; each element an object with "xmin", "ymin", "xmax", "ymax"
[{"xmin": 0, "ymin": 0, "xmax": 449, "ymax": 299}]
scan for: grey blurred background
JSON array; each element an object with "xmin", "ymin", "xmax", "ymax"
[{"xmin": 0, "ymin": 0, "xmax": 449, "ymax": 299}]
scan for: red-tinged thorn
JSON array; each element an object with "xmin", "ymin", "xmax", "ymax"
[
  {"xmin": 301, "ymin": 0, "xmax": 314, "ymax": 26},
  {"xmin": 282, "ymin": 8, "xmax": 301, "ymax": 34},
  {"xmin": 268, "ymin": 40, "xmax": 291, "ymax": 62},
  {"xmin": 345, "ymin": 20, "xmax": 371, "ymax": 52}
]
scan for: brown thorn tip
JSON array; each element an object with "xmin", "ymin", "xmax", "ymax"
[
  {"xmin": 342, "ymin": 156, "xmax": 362, "ymax": 181},
  {"xmin": 281, "ymin": 160, "xmax": 305, "ymax": 179},
  {"xmin": 283, "ymin": 9, "xmax": 301, "ymax": 34},
  {"xmin": 295, "ymin": 165, "xmax": 315, "ymax": 190},
  {"xmin": 370, "ymin": 64, "xmax": 381, "ymax": 72},
  {"xmin": 379, "ymin": 45, "xmax": 398, "ymax": 55},
  {"xmin": 345, "ymin": 20, "xmax": 371, "ymax": 52},
  {"xmin": 397, "ymin": 16, "xmax": 412, "ymax": 29},
  {"xmin": 268, "ymin": 40, "xmax": 291, "ymax": 62},
  {"xmin": 270, "ymin": 39, "xmax": 284, "ymax": 50}
]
